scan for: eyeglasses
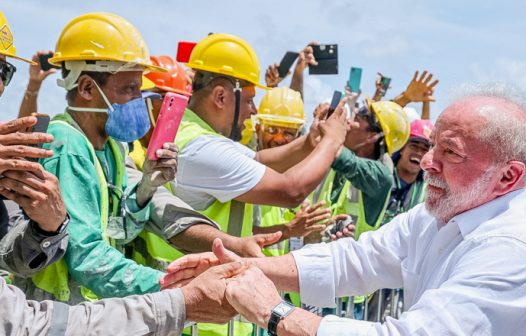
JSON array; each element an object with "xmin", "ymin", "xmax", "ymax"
[
  {"xmin": 0, "ymin": 60, "xmax": 16, "ymax": 86},
  {"xmin": 356, "ymin": 106, "xmax": 382, "ymax": 133},
  {"xmin": 260, "ymin": 124, "xmax": 300, "ymax": 140}
]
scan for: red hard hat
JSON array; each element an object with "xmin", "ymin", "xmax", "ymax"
[
  {"xmin": 145, "ymin": 55, "xmax": 192, "ymax": 96},
  {"xmin": 409, "ymin": 119, "xmax": 433, "ymax": 143}
]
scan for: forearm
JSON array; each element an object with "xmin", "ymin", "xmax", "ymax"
[
  {"xmin": 66, "ymin": 289, "xmax": 186, "ymax": 336},
  {"xmin": 422, "ymin": 101, "xmax": 431, "ymax": 120},
  {"xmin": 392, "ymin": 92, "xmax": 411, "ymax": 107},
  {"xmin": 247, "ymin": 254, "xmax": 299, "ymax": 292},
  {"xmin": 372, "ymin": 90, "xmax": 382, "ymax": 102},
  {"xmin": 169, "ymin": 224, "xmax": 236, "ymax": 254},
  {"xmin": 277, "ymin": 309, "xmax": 322, "ymax": 336},
  {"xmin": 136, "ymin": 179, "xmax": 156, "ymax": 208},
  {"xmin": 18, "ymin": 80, "xmax": 41, "ymax": 118},
  {"xmin": 290, "ymin": 66, "xmax": 304, "ymax": 99},
  {"xmin": 256, "ymin": 136, "xmax": 313, "ymax": 173}
]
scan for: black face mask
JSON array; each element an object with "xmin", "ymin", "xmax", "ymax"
[{"xmin": 0, "ymin": 60, "xmax": 16, "ymax": 86}]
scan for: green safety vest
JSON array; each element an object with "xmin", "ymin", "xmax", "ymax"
[
  {"xmin": 31, "ymin": 113, "xmax": 125, "ymax": 302},
  {"xmin": 256, "ymin": 205, "xmax": 296, "ymax": 257},
  {"xmin": 175, "ymin": 109, "xmax": 254, "ymax": 238},
  {"xmin": 383, "ymin": 170, "xmax": 426, "ymax": 225},
  {"xmin": 176, "ymin": 108, "xmax": 254, "ymax": 336}
]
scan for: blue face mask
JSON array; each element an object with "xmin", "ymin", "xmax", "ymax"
[{"xmin": 68, "ymin": 79, "xmax": 151, "ymax": 142}]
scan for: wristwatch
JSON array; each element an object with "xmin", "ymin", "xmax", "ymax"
[{"xmin": 267, "ymin": 301, "xmax": 295, "ymax": 336}]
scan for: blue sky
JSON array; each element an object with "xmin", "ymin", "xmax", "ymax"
[{"xmin": 2, "ymin": 0, "xmax": 526, "ymax": 122}]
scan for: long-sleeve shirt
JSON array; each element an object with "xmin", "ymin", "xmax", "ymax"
[
  {"xmin": 292, "ymin": 188, "xmax": 526, "ymax": 335},
  {"xmin": 330, "ymin": 149, "xmax": 393, "ymax": 224},
  {"xmin": 23, "ymin": 116, "xmax": 163, "ymax": 303},
  {"xmin": 0, "ymin": 200, "xmax": 68, "ymax": 277},
  {"xmin": 0, "ymin": 276, "xmax": 185, "ymax": 336}
]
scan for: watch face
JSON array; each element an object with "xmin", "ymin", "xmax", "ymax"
[{"xmin": 275, "ymin": 302, "xmax": 293, "ymax": 316}]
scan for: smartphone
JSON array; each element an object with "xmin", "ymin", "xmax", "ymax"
[
  {"xmin": 38, "ymin": 53, "xmax": 60, "ymax": 71},
  {"xmin": 380, "ymin": 76, "xmax": 392, "ymax": 97},
  {"xmin": 277, "ymin": 51, "xmax": 299, "ymax": 78},
  {"xmin": 176, "ymin": 41, "xmax": 197, "ymax": 63},
  {"xmin": 327, "ymin": 90, "xmax": 342, "ymax": 118},
  {"xmin": 26, "ymin": 113, "xmax": 50, "ymax": 161},
  {"xmin": 146, "ymin": 92, "xmax": 189, "ymax": 160},
  {"xmin": 309, "ymin": 44, "xmax": 338, "ymax": 75},
  {"xmin": 348, "ymin": 67, "xmax": 362, "ymax": 93}
]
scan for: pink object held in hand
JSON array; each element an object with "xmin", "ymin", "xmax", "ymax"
[{"xmin": 146, "ymin": 92, "xmax": 189, "ymax": 160}]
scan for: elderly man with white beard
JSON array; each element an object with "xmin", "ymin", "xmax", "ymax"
[{"xmin": 162, "ymin": 83, "xmax": 526, "ymax": 335}]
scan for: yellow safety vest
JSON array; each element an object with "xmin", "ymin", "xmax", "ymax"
[{"xmin": 31, "ymin": 114, "xmax": 124, "ymax": 302}]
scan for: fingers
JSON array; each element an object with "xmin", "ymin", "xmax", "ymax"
[
  {"xmin": 305, "ymin": 224, "xmax": 326, "ymax": 233},
  {"xmin": 314, "ymin": 103, "xmax": 330, "ymax": 120},
  {"xmin": 330, "ymin": 96, "xmax": 349, "ymax": 121},
  {"xmin": 412, "ymin": 71, "xmax": 418, "ymax": 82},
  {"xmin": 418, "ymin": 70, "xmax": 428, "ymax": 82},
  {"xmin": 160, "ymin": 268, "xmax": 201, "ymax": 289},
  {"xmin": 0, "ymin": 144, "xmax": 54, "ymax": 160},
  {"xmin": 0, "ymin": 175, "xmax": 47, "ymax": 201},
  {"xmin": 255, "ymin": 231, "xmax": 282, "ymax": 248},
  {"xmin": 165, "ymin": 252, "xmax": 217, "ymax": 273},
  {"xmin": 305, "ymin": 200, "xmax": 326, "ymax": 213},
  {"xmin": 0, "ymin": 117, "xmax": 38, "ymax": 135},
  {"xmin": 211, "ymin": 261, "xmax": 247, "ymax": 279},
  {"xmin": 212, "ymin": 238, "xmax": 242, "ymax": 264},
  {"xmin": 0, "ymin": 131, "xmax": 54, "ymax": 146},
  {"xmin": 155, "ymin": 143, "xmax": 178, "ymax": 159},
  {"xmin": 0, "ymin": 158, "xmax": 44, "ymax": 175},
  {"xmin": 429, "ymin": 79, "xmax": 439, "ymax": 90}
]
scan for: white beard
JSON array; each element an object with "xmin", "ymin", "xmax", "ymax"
[{"xmin": 424, "ymin": 168, "xmax": 496, "ymax": 223}]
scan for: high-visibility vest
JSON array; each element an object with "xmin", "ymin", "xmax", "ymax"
[
  {"xmin": 255, "ymin": 205, "xmax": 296, "ymax": 257},
  {"xmin": 175, "ymin": 109, "xmax": 254, "ymax": 238},
  {"xmin": 176, "ymin": 108, "xmax": 254, "ymax": 336},
  {"xmin": 31, "ymin": 113, "xmax": 125, "ymax": 302}
]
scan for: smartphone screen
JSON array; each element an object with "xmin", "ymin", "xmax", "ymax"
[
  {"xmin": 176, "ymin": 41, "xmax": 197, "ymax": 63},
  {"xmin": 27, "ymin": 113, "xmax": 50, "ymax": 160},
  {"xmin": 277, "ymin": 51, "xmax": 299, "ymax": 78},
  {"xmin": 348, "ymin": 67, "xmax": 362, "ymax": 93},
  {"xmin": 39, "ymin": 53, "xmax": 60, "ymax": 71},
  {"xmin": 327, "ymin": 90, "xmax": 342, "ymax": 118},
  {"xmin": 380, "ymin": 76, "xmax": 391, "ymax": 96},
  {"xmin": 146, "ymin": 92, "xmax": 189, "ymax": 160}
]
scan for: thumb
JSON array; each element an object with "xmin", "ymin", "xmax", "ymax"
[
  {"xmin": 212, "ymin": 238, "xmax": 242, "ymax": 263},
  {"xmin": 256, "ymin": 231, "xmax": 283, "ymax": 248}
]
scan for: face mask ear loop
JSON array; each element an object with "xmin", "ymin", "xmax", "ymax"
[
  {"xmin": 91, "ymin": 79, "xmax": 115, "ymax": 113},
  {"xmin": 229, "ymin": 80, "xmax": 242, "ymax": 141},
  {"xmin": 146, "ymin": 97, "xmax": 156, "ymax": 128}
]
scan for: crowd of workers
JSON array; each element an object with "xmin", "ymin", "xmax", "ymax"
[{"xmin": 0, "ymin": 9, "xmax": 526, "ymax": 336}]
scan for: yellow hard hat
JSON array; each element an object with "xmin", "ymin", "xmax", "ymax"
[
  {"xmin": 187, "ymin": 33, "xmax": 267, "ymax": 89},
  {"xmin": 257, "ymin": 87, "xmax": 306, "ymax": 128},
  {"xmin": 0, "ymin": 11, "xmax": 35, "ymax": 64},
  {"xmin": 140, "ymin": 76, "xmax": 156, "ymax": 91},
  {"xmin": 49, "ymin": 12, "xmax": 164, "ymax": 73},
  {"xmin": 369, "ymin": 99, "xmax": 410, "ymax": 155}
]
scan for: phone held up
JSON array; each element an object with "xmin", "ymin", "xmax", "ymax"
[
  {"xmin": 146, "ymin": 92, "xmax": 189, "ymax": 160},
  {"xmin": 326, "ymin": 90, "xmax": 342, "ymax": 119},
  {"xmin": 379, "ymin": 76, "xmax": 392, "ymax": 97},
  {"xmin": 277, "ymin": 51, "xmax": 299, "ymax": 78},
  {"xmin": 309, "ymin": 44, "xmax": 338, "ymax": 75},
  {"xmin": 348, "ymin": 67, "xmax": 362, "ymax": 93},
  {"xmin": 38, "ymin": 53, "xmax": 61, "ymax": 71}
]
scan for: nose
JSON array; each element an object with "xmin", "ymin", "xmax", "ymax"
[{"xmin": 420, "ymin": 147, "xmax": 441, "ymax": 173}]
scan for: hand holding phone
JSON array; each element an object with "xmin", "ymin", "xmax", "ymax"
[
  {"xmin": 277, "ymin": 51, "xmax": 299, "ymax": 78},
  {"xmin": 327, "ymin": 90, "xmax": 343, "ymax": 118},
  {"xmin": 309, "ymin": 44, "xmax": 338, "ymax": 75},
  {"xmin": 38, "ymin": 53, "xmax": 61, "ymax": 72},
  {"xmin": 146, "ymin": 93, "xmax": 189, "ymax": 160},
  {"xmin": 380, "ymin": 76, "xmax": 391, "ymax": 97}
]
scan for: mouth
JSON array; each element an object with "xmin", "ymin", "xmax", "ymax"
[{"xmin": 409, "ymin": 156, "xmax": 421, "ymax": 166}]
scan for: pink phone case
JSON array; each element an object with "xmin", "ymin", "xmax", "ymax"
[{"xmin": 146, "ymin": 92, "xmax": 189, "ymax": 160}]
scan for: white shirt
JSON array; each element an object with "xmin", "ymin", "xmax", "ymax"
[
  {"xmin": 292, "ymin": 188, "xmax": 526, "ymax": 335},
  {"xmin": 174, "ymin": 135, "xmax": 266, "ymax": 210}
]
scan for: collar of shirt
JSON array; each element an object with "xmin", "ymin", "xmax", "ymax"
[{"xmin": 449, "ymin": 188, "xmax": 526, "ymax": 238}]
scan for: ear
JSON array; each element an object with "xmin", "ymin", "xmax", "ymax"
[
  {"xmin": 494, "ymin": 161, "xmax": 526, "ymax": 196},
  {"xmin": 211, "ymin": 84, "xmax": 227, "ymax": 109},
  {"xmin": 76, "ymin": 75, "xmax": 96, "ymax": 101}
]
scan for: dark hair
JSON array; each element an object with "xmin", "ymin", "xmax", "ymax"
[{"xmin": 62, "ymin": 62, "xmax": 112, "ymax": 104}]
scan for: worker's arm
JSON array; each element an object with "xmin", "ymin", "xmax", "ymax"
[
  {"xmin": 42, "ymin": 150, "xmax": 163, "ymax": 298},
  {"xmin": 17, "ymin": 51, "xmax": 56, "ymax": 118},
  {"xmin": 289, "ymin": 43, "xmax": 317, "ymax": 99},
  {"xmin": 236, "ymin": 103, "xmax": 347, "ymax": 208}
]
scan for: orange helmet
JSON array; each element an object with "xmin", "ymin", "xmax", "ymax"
[{"xmin": 145, "ymin": 55, "xmax": 191, "ymax": 96}]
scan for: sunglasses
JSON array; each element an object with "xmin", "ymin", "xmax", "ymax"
[
  {"xmin": 357, "ymin": 106, "xmax": 382, "ymax": 133},
  {"xmin": 0, "ymin": 60, "xmax": 16, "ymax": 86}
]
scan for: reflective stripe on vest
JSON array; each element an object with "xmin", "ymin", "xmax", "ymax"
[
  {"xmin": 176, "ymin": 108, "xmax": 253, "ymax": 237},
  {"xmin": 31, "ymin": 114, "xmax": 124, "ymax": 302}
]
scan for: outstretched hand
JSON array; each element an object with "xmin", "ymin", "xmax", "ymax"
[{"xmin": 403, "ymin": 70, "xmax": 439, "ymax": 103}]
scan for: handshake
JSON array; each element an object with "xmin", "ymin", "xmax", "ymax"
[{"xmin": 160, "ymin": 239, "xmax": 284, "ymax": 329}]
